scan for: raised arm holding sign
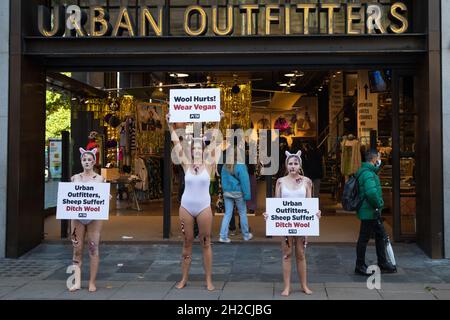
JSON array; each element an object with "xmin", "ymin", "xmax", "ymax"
[{"xmin": 263, "ymin": 150, "xmax": 321, "ymax": 297}]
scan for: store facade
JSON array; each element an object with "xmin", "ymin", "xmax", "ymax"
[{"xmin": 5, "ymin": 0, "xmax": 445, "ymax": 258}]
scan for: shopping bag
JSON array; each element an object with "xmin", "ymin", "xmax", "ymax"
[
  {"xmin": 378, "ymin": 216, "xmax": 397, "ymax": 267},
  {"xmin": 385, "ymin": 236, "xmax": 397, "ymax": 266}
]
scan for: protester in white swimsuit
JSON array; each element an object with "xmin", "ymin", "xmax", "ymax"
[
  {"xmin": 69, "ymin": 147, "xmax": 106, "ymax": 293},
  {"xmin": 264, "ymin": 150, "xmax": 321, "ymax": 297},
  {"xmin": 166, "ymin": 112, "xmax": 223, "ymax": 291}
]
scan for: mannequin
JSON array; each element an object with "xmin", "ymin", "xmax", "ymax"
[
  {"xmin": 86, "ymin": 131, "xmax": 100, "ymax": 171},
  {"xmin": 69, "ymin": 147, "xmax": 106, "ymax": 293}
]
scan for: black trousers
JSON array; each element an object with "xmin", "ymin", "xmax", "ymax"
[{"xmin": 356, "ymin": 219, "xmax": 388, "ymax": 266}]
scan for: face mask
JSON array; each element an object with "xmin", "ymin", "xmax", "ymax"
[{"xmin": 375, "ymin": 160, "xmax": 382, "ymax": 167}]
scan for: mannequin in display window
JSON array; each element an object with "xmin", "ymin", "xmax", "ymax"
[
  {"xmin": 86, "ymin": 131, "xmax": 101, "ymax": 172},
  {"xmin": 69, "ymin": 147, "xmax": 107, "ymax": 293}
]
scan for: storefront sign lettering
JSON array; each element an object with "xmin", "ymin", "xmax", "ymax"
[{"xmin": 38, "ymin": 3, "xmax": 409, "ymax": 38}]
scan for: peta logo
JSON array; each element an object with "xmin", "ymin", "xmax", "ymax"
[
  {"xmin": 190, "ymin": 114, "xmax": 200, "ymax": 119},
  {"xmin": 366, "ymin": 265, "xmax": 381, "ymax": 290}
]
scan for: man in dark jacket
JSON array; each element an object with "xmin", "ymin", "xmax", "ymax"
[{"xmin": 355, "ymin": 150, "xmax": 397, "ymax": 275}]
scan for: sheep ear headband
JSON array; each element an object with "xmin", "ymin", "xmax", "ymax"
[
  {"xmin": 79, "ymin": 147, "xmax": 97, "ymax": 161},
  {"xmin": 285, "ymin": 150, "xmax": 302, "ymax": 164}
]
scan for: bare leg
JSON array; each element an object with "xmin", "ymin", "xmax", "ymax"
[
  {"xmin": 295, "ymin": 237, "xmax": 312, "ymax": 295},
  {"xmin": 281, "ymin": 237, "xmax": 293, "ymax": 296},
  {"xmin": 176, "ymin": 207, "xmax": 195, "ymax": 289},
  {"xmin": 86, "ymin": 220, "xmax": 103, "ymax": 292},
  {"xmin": 197, "ymin": 207, "xmax": 214, "ymax": 291},
  {"xmin": 70, "ymin": 220, "xmax": 85, "ymax": 292}
]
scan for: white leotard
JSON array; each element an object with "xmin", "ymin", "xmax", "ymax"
[
  {"xmin": 281, "ymin": 181, "xmax": 308, "ymax": 243},
  {"xmin": 181, "ymin": 168, "xmax": 211, "ymax": 217},
  {"xmin": 281, "ymin": 184, "xmax": 307, "ymax": 198}
]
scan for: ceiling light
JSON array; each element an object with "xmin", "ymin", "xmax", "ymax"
[
  {"xmin": 337, "ymin": 71, "xmax": 342, "ymax": 74},
  {"xmin": 279, "ymin": 83, "xmax": 288, "ymax": 87},
  {"xmin": 284, "ymin": 71, "xmax": 304, "ymax": 77},
  {"xmin": 170, "ymin": 73, "xmax": 189, "ymax": 78}
]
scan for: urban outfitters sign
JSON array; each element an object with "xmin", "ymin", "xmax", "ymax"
[{"xmin": 38, "ymin": 2, "xmax": 409, "ymax": 38}]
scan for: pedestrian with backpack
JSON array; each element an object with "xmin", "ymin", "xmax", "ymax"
[{"xmin": 354, "ymin": 150, "xmax": 397, "ymax": 276}]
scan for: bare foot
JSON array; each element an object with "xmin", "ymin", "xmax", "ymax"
[
  {"xmin": 302, "ymin": 286, "xmax": 313, "ymax": 295},
  {"xmin": 175, "ymin": 280, "xmax": 187, "ymax": 289},
  {"xmin": 281, "ymin": 288, "xmax": 290, "ymax": 296},
  {"xmin": 88, "ymin": 282, "xmax": 97, "ymax": 292},
  {"xmin": 206, "ymin": 283, "xmax": 215, "ymax": 291}
]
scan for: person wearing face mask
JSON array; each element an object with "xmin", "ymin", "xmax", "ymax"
[
  {"xmin": 69, "ymin": 147, "xmax": 107, "ymax": 293},
  {"xmin": 354, "ymin": 150, "xmax": 397, "ymax": 276},
  {"xmin": 263, "ymin": 150, "xmax": 321, "ymax": 296}
]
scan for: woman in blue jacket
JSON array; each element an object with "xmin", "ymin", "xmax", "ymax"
[{"xmin": 219, "ymin": 153, "xmax": 252, "ymax": 243}]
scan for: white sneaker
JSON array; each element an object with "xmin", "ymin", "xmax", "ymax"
[
  {"xmin": 219, "ymin": 238, "xmax": 231, "ymax": 243},
  {"xmin": 244, "ymin": 233, "xmax": 253, "ymax": 241}
]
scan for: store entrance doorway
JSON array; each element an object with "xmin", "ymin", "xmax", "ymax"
[{"xmin": 42, "ymin": 68, "xmax": 418, "ymax": 243}]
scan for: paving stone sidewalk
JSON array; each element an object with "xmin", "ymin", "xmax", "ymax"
[{"xmin": 1, "ymin": 242, "xmax": 450, "ymax": 300}]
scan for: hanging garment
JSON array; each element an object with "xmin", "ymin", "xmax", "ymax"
[
  {"xmin": 145, "ymin": 157, "xmax": 163, "ymax": 199},
  {"xmin": 341, "ymin": 138, "xmax": 362, "ymax": 176},
  {"xmin": 134, "ymin": 157, "xmax": 149, "ymax": 191},
  {"xmin": 119, "ymin": 123, "xmax": 127, "ymax": 148},
  {"xmin": 128, "ymin": 118, "xmax": 136, "ymax": 151}
]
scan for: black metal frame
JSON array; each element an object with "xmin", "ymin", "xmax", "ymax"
[{"xmin": 392, "ymin": 68, "xmax": 418, "ymax": 242}]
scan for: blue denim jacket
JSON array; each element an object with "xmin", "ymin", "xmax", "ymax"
[{"xmin": 221, "ymin": 164, "xmax": 251, "ymax": 201}]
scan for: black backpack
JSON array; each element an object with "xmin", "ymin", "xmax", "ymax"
[{"xmin": 341, "ymin": 170, "xmax": 368, "ymax": 211}]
